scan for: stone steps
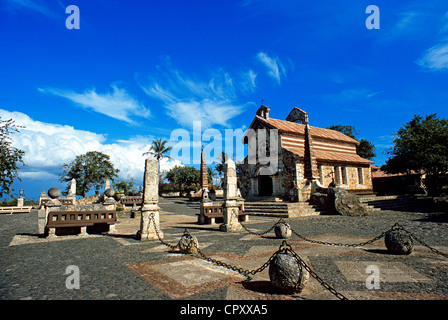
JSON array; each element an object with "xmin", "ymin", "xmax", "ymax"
[
  {"xmin": 359, "ymin": 195, "xmax": 434, "ymax": 212},
  {"xmin": 244, "ymin": 201, "xmax": 321, "ymax": 218}
]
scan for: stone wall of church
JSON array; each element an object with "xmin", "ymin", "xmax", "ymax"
[{"xmin": 317, "ymin": 163, "xmax": 372, "ymax": 191}]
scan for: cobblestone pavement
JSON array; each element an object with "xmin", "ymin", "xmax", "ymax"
[{"xmin": 1, "ymin": 197, "xmax": 448, "ymax": 302}]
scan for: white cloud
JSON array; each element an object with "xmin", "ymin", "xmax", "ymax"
[
  {"xmin": 256, "ymin": 51, "xmax": 286, "ymax": 85},
  {"xmin": 3, "ymin": 0, "xmax": 53, "ymax": 16},
  {"xmin": 417, "ymin": 42, "xmax": 448, "ymax": 71},
  {"xmin": 0, "ymin": 109, "xmax": 180, "ymax": 184},
  {"xmin": 140, "ymin": 66, "xmax": 248, "ymax": 128},
  {"xmin": 39, "ymin": 85, "xmax": 150, "ymax": 125}
]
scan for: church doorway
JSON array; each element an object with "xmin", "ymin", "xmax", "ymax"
[{"xmin": 258, "ymin": 175, "xmax": 273, "ymax": 196}]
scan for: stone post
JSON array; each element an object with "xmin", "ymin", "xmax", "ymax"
[
  {"xmin": 105, "ymin": 179, "xmax": 111, "ymax": 190},
  {"xmin": 43, "ymin": 187, "xmax": 62, "ymax": 238},
  {"xmin": 65, "ymin": 178, "xmax": 77, "ymax": 204},
  {"xmin": 39, "ymin": 190, "xmax": 49, "ymax": 208},
  {"xmin": 17, "ymin": 197, "xmax": 24, "ymax": 207},
  {"xmin": 137, "ymin": 158, "xmax": 163, "ymax": 240},
  {"xmin": 200, "ymin": 149, "xmax": 209, "ymax": 192},
  {"xmin": 220, "ymin": 159, "xmax": 242, "ymax": 232}
]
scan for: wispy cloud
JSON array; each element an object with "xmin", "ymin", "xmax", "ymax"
[
  {"xmin": 139, "ymin": 64, "xmax": 250, "ymax": 128},
  {"xmin": 39, "ymin": 85, "xmax": 150, "ymax": 125},
  {"xmin": 0, "ymin": 109, "xmax": 180, "ymax": 182},
  {"xmin": 3, "ymin": 0, "xmax": 54, "ymax": 16},
  {"xmin": 416, "ymin": 10, "xmax": 448, "ymax": 71},
  {"xmin": 256, "ymin": 51, "xmax": 286, "ymax": 85},
  {"xmin": 417, "ymin": 43, "xmax": 448, "ymax": 71}
]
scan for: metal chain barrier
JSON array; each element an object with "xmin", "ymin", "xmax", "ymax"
[
  {"xmin": 147, "ymin": 214, "xmax": 350, "ymax": 299},
  {"xmin": 237, "ymin": 214, "xmax": 448, "ymax": 256},
  {"xmin": 149, "ymin": 212, "xmax": 179, "ymax": 250},
  {"xmin": 290, "ymin": 226, "xmax": 388, "ymax": 248},
  {"xmin": 145, "ymin": 211, "xmax": 447, "ymax": 300},
  {"xmin": 238, "ymin": 215, "xmax": 279, "ymax": 236}
]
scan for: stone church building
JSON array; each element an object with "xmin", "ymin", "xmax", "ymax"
[{"xmin": 239, "ymin": 105, "xmax": 373, "ymax": 200}]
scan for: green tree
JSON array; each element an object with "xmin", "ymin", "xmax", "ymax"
[
  {"xmin": 143, "ymin": 138, "xmax": 173, "ymax": 176},
  {"xmin": 207, "ymin": 166, "xmax": 217, "ymax": 187},
  {"xmin": 327, "ymin": 125, "xmax": 376, "ymax": 160},
  {"xmin": 0, "ymin": 118, "xmax": 25, "ymax": 198},
  {"xmin": 165, "ymin": 165, "xmax": 200, "ymax": 195},
  {"xmin": 382, "ymin": 114, "xmax": 448, "ymax": 194},
  {"xmin": 59, "ymin": 151, "xmax": 119, "ymax": 198},
  {"xmin": 114, "ymin": 178, "xmax": 138, "ymax": 196},
  {"xmin": 214, "ymin": 151, "xmax": 228, "ymax": 188}
]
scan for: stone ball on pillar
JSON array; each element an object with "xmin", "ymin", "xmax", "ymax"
[
  {"xmin": 269, "ymin": 252, "xmax": 309, "ymax": 294},
  {"xmin": 385, "ymin": 228, "xmax": 414, "ymax": 255},
  {"xmin": 48, "ymin": 187, "xmax": 61, "ymax": 199},
  {"xmin": 105, "ymin": 188, "xmax": 115, "ymax": 198},
  {"xmin": 178, "ymin": 232, "xmax": 199, "ymax": 254},
  {"xmin": 274, "ymin": 221, "xmax": 292, "ymax": 239}
]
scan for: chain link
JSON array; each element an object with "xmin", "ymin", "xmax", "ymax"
[
  {"xmin": 290, "ymin": 227, "xmax": 388, "ymax": 248},
  {"xmin": 393, "ymin": 223, "xmax": 448, "ymax": 258},
  {"xmin": 149, "ymin": 213, "xmax": 179, "ymax": 250},
  {"xmin": 145, "ymin": 211, "xmax": 447, "ymax": 300},
  {"xmin": 284, "ymin": 244, "xmax": 348, "ymax": 300}
]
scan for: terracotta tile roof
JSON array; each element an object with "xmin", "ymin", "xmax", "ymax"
[
  {"xmin": 283, "ymin": 146, "xmax": 373, "ymax": 165},
  {"xmin": 313, "ymin": 149, "xmax": 373, "ymax": 165},
  {"xmin": 256, "ymin": 116, "xmax": 359, "ymax": 144},
  {"xmin": 371, "ymin": 169, "xmax": 424, "ymax": 178}
]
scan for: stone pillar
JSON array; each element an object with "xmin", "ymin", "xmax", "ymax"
[
  {"xmin": 17, "ymin": 197, "xmax": 24, "ymax": 207},
  {"xmin": 44, "ymin": 187, "xmax": 62, "ymax": 238},
  {"xmin": 105, "ymin": 179, "xmax": 111, "ymax": 190},
  {"xmin": 220, "ymin": 159, "xmax": 242, "ymax": 232},
  {"xmin": 137, "ymin": 158, "xmax": 163, "ymax": 240},
  {"xmin": 103, "ymin": 188, "xmax": 116, "ymax": 211},
  {"xmin": 39, "ymin": 190, "xmax": 49, "ymax": 208},
  {"xmin": 66, "ymin": 178, "xmax": 77, "ymax": 204},
  {"xmin": 304, "ymin": 124, "xmax": 319, "ymax": 182},
  {"xmin": 68, "ymin": 178, "xmax": 76, "ymax": 196},
  {"xmin": 200, "ymin": 149, "xmax": 209, "ymax": 191}
]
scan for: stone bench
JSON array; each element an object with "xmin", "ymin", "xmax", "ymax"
[
  {"xmin": 199, "ymin": 204, "xmax": 248, "ymax": 224},
  {"xmin": 121, "ymin": 197, "xmax": 143, "ymax": 206},
  {"xmin": 0, "ymin": 206, "xmax": 33, "ymax": 214},
  {"xmin": 45, "ymin": 210, "xmax": 119, "ymax": 237}
]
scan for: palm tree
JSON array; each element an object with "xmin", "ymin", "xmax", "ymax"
[
  {"xmin": 207, "ymin": 166, "xmax": 217, "ymax": 187},
  {"xmin": 143, "ymin": 138, "xmax": 173, "ymax": 177},
  {"xmin": 214, "ymin": 151, "xmax": 228, "ymax": 188}
]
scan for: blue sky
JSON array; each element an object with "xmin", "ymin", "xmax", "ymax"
[{"xmin": 1, "ymin": 0, "xmax": 448, "ymax": 200}]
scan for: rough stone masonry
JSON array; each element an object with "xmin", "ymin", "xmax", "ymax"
[{"xmin": 137, "ymin": 157, "xmax": 163, "ymax": 240}]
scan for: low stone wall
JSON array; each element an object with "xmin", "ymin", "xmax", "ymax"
[{"xmin": 76, "ymin": 195, "xmax": 100, "ymax": 205}]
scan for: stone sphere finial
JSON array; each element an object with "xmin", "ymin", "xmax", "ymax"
[
  {"xmin": 48, "ymin": 187, "xmax": 61, "ymax": 199},
  {"xmin": 105, "ymin": 188, "xmax": 115, "ymax": 198}
]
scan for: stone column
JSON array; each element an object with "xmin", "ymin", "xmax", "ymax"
[
  {"xmin": 200, "ymin": 149, "xmax": 209, "ymax": 191},
  {"xmin": 43, "ymin": 187, "xmax": 62, "ymax": 238},
  {"xmin": 17, "ymin": 197, "xmax": 24, "ymax": 207},
  {"xmin": 220, "ymin": 159, "xmax": 242, "ymax": 232},
  {"xmin": 65, "ymin": 178, "xmax": 77, "ymax": 204},
  {"xmin": 137, "ymin": 158, "xmax": 163, "ymax": 240},
  {"xmin": 105, "ymin": 179, "xmax": 111, "ymax": 190}
]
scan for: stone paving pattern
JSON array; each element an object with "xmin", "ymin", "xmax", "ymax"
[{"xmin": 1, "ymin": 197, "xmax": 448, "ymax": 300}]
